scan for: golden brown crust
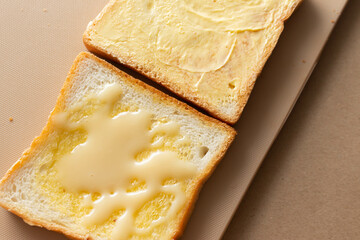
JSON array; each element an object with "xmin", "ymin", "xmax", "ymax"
[
  {"xmin": 0, "ymin": 53, "xmax": 92, "ymax": 240},
  {"xmin": 0, "ymin": 203, "xmax": 87, "ymax": 240},
  {"xmin": 0, "ymin": 52, "xmax": 235, "ymax": 240},
  {"xmin": 83, "ymin": 53, "xmax": 236, "ymax": 240},
  {"xmin": 83, "ymin": 0, "xmax": 303, "ymax": 125},
  {"xmin": 231, "ymin": 0, "xmax": 304, "ymax": 123},
  {"xmin": 84, "ymin": 52, "xmax": 235, "ymax": 134},
  {"xmin": 172, "ymin": 126, "xmax": 235, "ymax": 239}
]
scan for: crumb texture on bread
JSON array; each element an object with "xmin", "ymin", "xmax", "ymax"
[
  {"xmin": 0, "ymin": 52, "xmax": 235, "ymax": 240},
  {"xmin": 83, "ymin": 0, "xmax": 302, "ymax": 123}
]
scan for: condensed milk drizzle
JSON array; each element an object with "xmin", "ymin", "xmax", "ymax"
[{"xmin": 53, "ymin": 84, "xmax": 197, "ymax": 239}]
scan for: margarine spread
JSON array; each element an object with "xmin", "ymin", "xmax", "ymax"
[
  {"xmin": 52, "ymin": 84, "xmax": 197, "ymax": 239},
  {"xmin": 90, "ymin": 0, "xmax": 289, "ymax": 99}
]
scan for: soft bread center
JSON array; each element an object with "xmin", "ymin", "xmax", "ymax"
[{"xmin": 54, "ymin": 84, "xmax": 197, "ymax": 239}]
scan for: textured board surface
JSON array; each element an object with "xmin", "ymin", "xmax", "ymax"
[
  {"xmin": 223, "ymin": 2, "xmax": 360, "ymax": 238},
  {"xmin": 0, "ymin": 0, "xmax": 348, "ymax": 239}
]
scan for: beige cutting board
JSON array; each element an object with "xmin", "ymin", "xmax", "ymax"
[{"xmin": 0, "ymin": 0, "xmax": 348, "ymax": 239}]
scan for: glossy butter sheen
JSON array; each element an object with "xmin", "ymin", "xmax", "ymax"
[
  {"xmin": 53, "ymin": 84, "xmax": 197, "ymax": 239},
  {"xmin": 94, "ymin": 0, "xmax": 277, "ymax": 73},
  {"xmin": 90, "ymin": 0, "xmax": 290, "ymax": 99}
]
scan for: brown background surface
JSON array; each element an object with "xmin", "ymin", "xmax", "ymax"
[
  {"xmin": 0, "ymin": 0, "xmax": 356, "ymax": 239},
  {"xmin": 223, "ymin": 0, "xmax": 360, "ymax": 239}
]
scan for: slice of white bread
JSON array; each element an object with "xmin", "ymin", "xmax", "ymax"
[
  {"xmin": 0, "ymin": 52, "xmax": 235, "ymax": 240},
  {"xmin": 83, "ymin": 0, "xmax": 303, "ymax": 124}
]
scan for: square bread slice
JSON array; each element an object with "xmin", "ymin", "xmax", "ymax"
[
  {"xmin": 0, "ymin": 52, "xmax": 235, "ymax": 240},
  {"xmin": 83, "ymin": 0, "xmax": 303, "ymax": 124}
]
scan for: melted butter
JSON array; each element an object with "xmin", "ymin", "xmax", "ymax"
[
  {"xmin": 92, "ymin": 0, "xmax": 283, "ymax": 74},
  {"xmin": 183, "ymin": 0, "xmax": 278, "ymax": 32},
  {"xmin": 150, "ymin": 121, "xmax": 181, "ymax": 148},
  {"xmin": 54, "ymin": 84, "xmax": 197, "ymax": 239}
]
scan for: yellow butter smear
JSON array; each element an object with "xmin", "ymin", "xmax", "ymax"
[
  {"xmin": 94, "ymin": 0, "xmax": 279, "ymax": 73},
  {"xmin": 91, "ymin": 0, "xmax": 287, "ymax": 98},
  {"xmin": 37, "ymin": 84, "xmax": 197, "ymax": 239}
]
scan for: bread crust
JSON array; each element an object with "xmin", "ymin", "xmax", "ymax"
[
  {"xmin": 0, "ymin": 52, "xmax": 235, "ymax": 240},
  {"xmin": 83, "ymin": 0, "xmax": 303, "ymax": 124}
]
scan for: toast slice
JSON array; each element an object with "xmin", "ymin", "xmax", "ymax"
[
  {"xmin": 83, "ymin": 0, "xmax": 303, "ymax": 124},
  {"xmin": 0, "ymin": 52, "xmax": 235, "ymax": 240}
]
